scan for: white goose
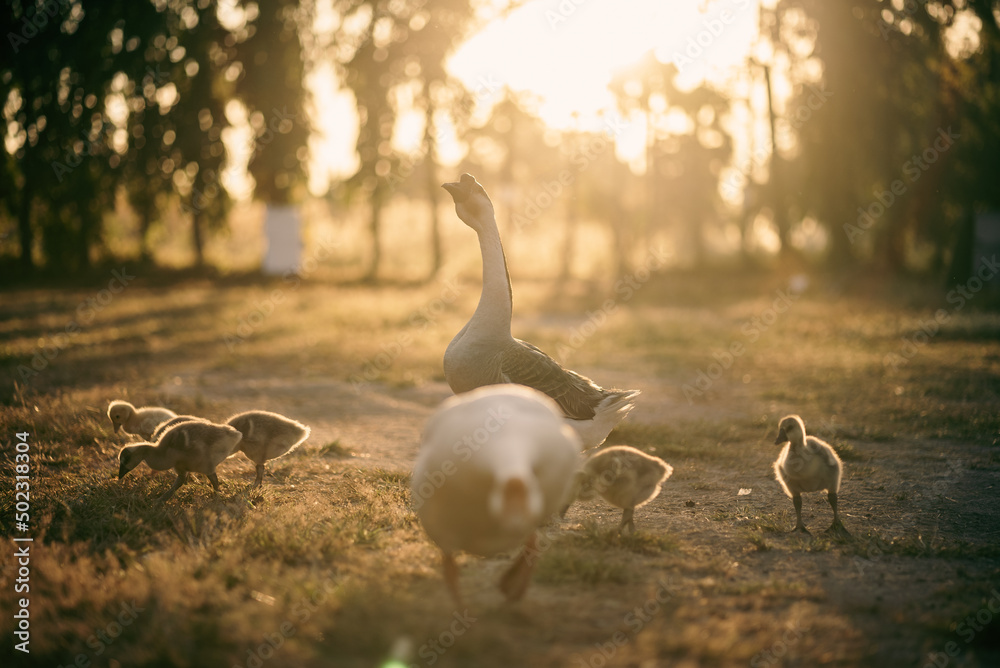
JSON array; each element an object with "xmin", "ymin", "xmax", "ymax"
[
  {"xmin": 442, "ymin": 173, "xmax": 640, "ymax": 449},
  {"xmin": 412, "ymin": 384, "xmax": 581, "ymax": 605},
  {"xmin": 773, "ymin": 415, "xmax": 847, "ymax": 535}
]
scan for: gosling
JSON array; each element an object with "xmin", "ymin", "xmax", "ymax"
[
  {"xmin": 565, "ymin": 445, "xmax": 673, "ymax": 534},
  {"xmin": 108, "ymin": 400, "xmax": 177, "ymax": 440},
  {"xmin": 226, "ymin": 410, "xmax": 311, "ymax": 487},
  {"xmin": 118, "ymin": 421, "xmax": 243, "ymax": 501},
  {"xmin": 772, "ymin": 415, "xmax": 846, "ymax": 535},
  {"xmin": 150, "ymin": 415, "xmax": 207, "ymax": 442}
]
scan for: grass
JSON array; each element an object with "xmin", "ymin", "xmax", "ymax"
[
  {"xmin": 1, "ymin": 268, "xmax": 999, "ymax": 667},
  {"xmin": 317, "ymin": 440, "xmax": 351, "ymax": 458},
  {"xmin": 573, "ymin": 521, "xmax": 680, "ymax": 555}
]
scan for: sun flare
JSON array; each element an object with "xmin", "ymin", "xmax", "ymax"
[
  {"xmin": 308, "ymin": 0, "xmax": 763, "ymax": 196},
  {"xmin": 448, "ymin": 0, "xmax": 761, "ymax": 129}
]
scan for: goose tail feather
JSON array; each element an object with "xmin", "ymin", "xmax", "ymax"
[{"xmin": 567, "ymin": 389, "xmax": 640, "ymax": 449}]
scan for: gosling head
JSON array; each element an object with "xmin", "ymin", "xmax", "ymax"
[
  {"xmin": 775, "ymin": 415, "xmax": 807, "ymax": 445},
  {"xmin": 221, "ymin": 424, "xmax": 243, "ymax": 451},
  {"xmin": 118, "ymin": 445, "xmax": 145, "ymax": 479},
  {"xmin": 108, "ymin": 400, "xmax": 136, "ymax": 435},
  {"xmin": 571, "ymin": 468, "xmax": 600, "ymax": 501},
  {"xmin": 442, "ymin": 173, "xmax": 496, "ymax": 232}
]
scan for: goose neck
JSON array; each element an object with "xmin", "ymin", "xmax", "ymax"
[{"xmin": 470, "ymin": 223, "xmax": 513, "ymax": 335}]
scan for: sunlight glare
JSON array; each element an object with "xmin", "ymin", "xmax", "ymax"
[
  {"xmin": 449, "ymin": 0, "xmax": 760, "ymax": 129},
  {"xmin": 307, "ymin": 61, "xmax": 360, "ymax": 195}
]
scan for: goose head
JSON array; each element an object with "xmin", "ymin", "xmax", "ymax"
[
  {"xmin": 488, "ymin": 474, "xmax": 544, "ymax": 534},
  {"xmin": 775, "ymin": 415, "xmax": 806, "ymax": 445},
  {"xmin": 118, "ymin": 445, "xmax": 144, "ymax": 479},
  {"xmin": 442, "ymin": 173, "xmax": 496, "ymax": 232},
  {"xmin": 108, "ymin": 400, "xmax": 135, "ymax": 434}
]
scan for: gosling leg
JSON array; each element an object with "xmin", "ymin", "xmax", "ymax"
[
  {"xmin": 825, "ymin": 490, "xmax": 850, "ymax": 536},
  {"xmin": 618, "ymin": 507, "xmax": 636, "ymax": 535},
  {"xmin": 253, "ymin": 464, "xmax": 265, "ymax": 488},
  {"xmin": 160, "ymin": 472, "xmax": 188, "ymax": 502},
  {"xmin": 499, "ymin": 531, "xmax": 538, "ymax": 602},
  {"xmin": 206, "ymin": 471, "xmax": 220, "ymax": 493},
  {"xmin": 792, "ymin": 493, "xmax": 810, "ymax": 534},
  {"xmin": 442, "ymin": 551, "xmax": 463, "ymax": 608}
]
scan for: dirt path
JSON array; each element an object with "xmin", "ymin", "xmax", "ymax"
[
  {"xmin": 161, "ymin": 365, "xmax": 998, "ymax": 551},
  {"xmin": 160, "ymin": 365, "xmax": 1000, "ymax": 666}
]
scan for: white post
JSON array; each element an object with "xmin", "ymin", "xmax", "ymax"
[{"xmin": 262, "ymin": 204, "xmax": 302, "ymax": 275}]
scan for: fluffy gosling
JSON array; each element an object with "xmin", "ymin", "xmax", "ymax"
[
  {"xmin": 118, "ymin": 421, "xmax": 243, "ymax": 501},
  {"xmin": 565, "ymin": 445, "xmax": 672, "ymax": 534},
  {"xmin": 773, "ymin": 415, "xmax": 847, "ymax": 535},
  {"xmin": 150, "ymin": 415, "xmax": 206, "ymax": 442},
  {"xmin": 108, "ymin": 400, "xmax": 177, "ymax": 440},
  {"xmin": 226, "ymin": 410, "xmax": 310, "ymax": 487}
]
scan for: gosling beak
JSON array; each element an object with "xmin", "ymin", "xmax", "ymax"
[
  {"xmin": 774, "ymin": 430, "xmax": 786, "ymax": 445},
  {"xmin": 113, "ymin": 423, "xmax": 121, "ymax": 434}
]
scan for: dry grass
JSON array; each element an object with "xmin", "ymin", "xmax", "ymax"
[{"xmin": 1, "ymin": 266, "xmax": 999, "ymax": 667}]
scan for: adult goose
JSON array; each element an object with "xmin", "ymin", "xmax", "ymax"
[
  {"xmin": 441, "ymin": 173, "xmax": 640, "ymax": 449},
  {"xmin": 412, "ymin": 384, "xmax": 581, "ymax": 604}
]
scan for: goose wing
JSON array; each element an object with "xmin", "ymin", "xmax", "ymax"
[
  {"xmin": 815, "ymin": 440, "xmax": 842, "ymax": 468},
  {"xmin": 498, "ymin": 339, "xmax": 604, "ymax": 420}
]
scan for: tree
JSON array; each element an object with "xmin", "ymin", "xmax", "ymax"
[
  {"xmin": 235, "ymin": 0, "xmax": 312, "ymax": 207},
  {"xmin": 774, "ymin": 0, "xmax": 999, "ymax": 275},
  {"xmin": 2, "ymin": 0, "xmax": 129, "ymax": 271},
  {"xmin": 1, "ymin": 0, "xmax": 242, "ymax": 271},
  {"xmin": 334, "ymin": 0, "xmax": 477, "ymax": 281},
  {"xmin": 611, "ymin": 52, "xmax": 732, "ymax": 269}
]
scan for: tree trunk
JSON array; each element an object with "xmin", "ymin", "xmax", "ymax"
[
  {"xmin": 690, "ymin": 217, "xmax": 705, "ymax": 267},
  {"xmin": 139, "ymin": 207, "xmax": 154, "ymax": 264},
  {"xmin": 945, "ymin": 209, "xmax": 975, "ymax": 287},
  {"xmin": 763, "ymin": 64, "xmax": 791, "ymax": 254},
  {"xmin": 559, "ymin": 169, "xmax": 578, "ymax": 282},
  {"xmin": 366, "ymin": 194, "xmax": 382, "ymax": 282},
  {"xmin": 611, "ymin": 164, "xmax": 632, "ymax": 277},
  {"xmin": 77, "ymin": 208, "xmax": 93, "ymax": 271},
  {"xmin": 825, "ymin": 186, "xmax": 856, "ymax": 268},
  {"xmin": 18, "ymin": 183, "xmax": 34, "ymax": 271},
  {"xmin": 875, "ymin": 210, "xmax": 907, "ymax": 272},
  {"xmin": 423, "ymin": 90, "xmax": 442, "ymax": 280},
  {"xmin": 192, "ymin": 209, "xmax": 205, "ymax": 267}
]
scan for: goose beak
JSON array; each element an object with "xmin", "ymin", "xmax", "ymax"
[
  {"xmin": 774, "ymin": 430, "xmax": 786, "ymax": 445},
  {"xmin": 118, "ymin": 461, "xmax": 128, "ymax": 479},
  {"xmin": 442, "ymin": 173, "xmax": 478, "ymax": 203},
  {"xmin": 441, "ymin": 180, "xmax": 468, "ymax": 203}
]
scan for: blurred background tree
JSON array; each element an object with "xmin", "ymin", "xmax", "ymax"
[
  {"xmin": 772, "ymin": 0, "xmax": 1000, "ymax": 281},
  {"xmin": 336, "ymin": 0, "xmax": 477, "ymax": 281},
  {"xmin": 236, "ymin": 0, "xmax": 312, "ymax": 206},
  {"xmin": 1, "ymin": 0, "xmax": 998, "ymax": 286}
]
